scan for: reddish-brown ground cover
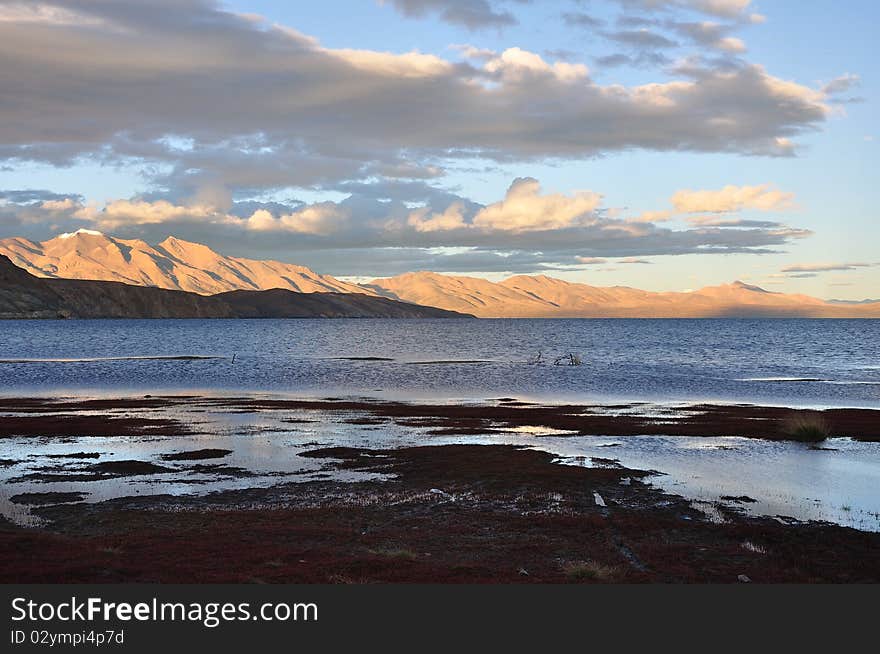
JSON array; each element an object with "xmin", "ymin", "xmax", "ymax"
[{"xmin": 2, "ymin": 445, "xmax": 878, "ymax": 583}]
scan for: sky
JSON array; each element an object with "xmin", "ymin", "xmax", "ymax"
[{"xmin": 0, "ymin": 0, "xmax": 876, "ymax": 299}]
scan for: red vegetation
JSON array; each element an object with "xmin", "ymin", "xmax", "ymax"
[{"xmin": 2, "ymin": 445, "xmax": 878, "ymax": 584}]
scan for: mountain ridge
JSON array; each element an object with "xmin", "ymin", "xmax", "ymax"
[
  {"xmin": 0, "ymin": 255, "xmax": 471, "ymax": 320},
  {"xmin": 0, "ymin": 230, "xmax": 376, "ymax": 297},
  {"xmin": 2, "ymin": 232, "xmax": 879, "ymax": 318},
  {"xmin": 367, "ymin": 272, "xmax": 880, "ymax": 318}
]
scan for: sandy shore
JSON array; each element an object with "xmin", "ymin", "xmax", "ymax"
[{"xmin": 1, "ymin": 395, "xmax": 879, "ymax": 583}]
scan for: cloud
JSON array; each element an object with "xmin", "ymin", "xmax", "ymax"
[
  {"xmin": 484, "ymin": 47, "xmax": 590, "ymax": 82},
  {"xmin": 407, "ymin": 203, "xmax": 468, "ymax": 232},
  {"xmin": 379, "ymin": 0, "xmax": 517, "ymax": 30},
  {"xmin": 0, "ymin": 0, "xmax": 834, "ymax": 200},
  {"xmin": 0, "ymin": 1, "xmax": 109, "ymax": 27},
  {"xmin": 685, "ymin": 216, "xmax": 783, "ymax": 227},
  {"xmin": 0, "ymin": 189, "xmax": 83, "ymax": 205},
  {"xmin": 406, "ymin": 178, "xmax": 603, "ymax": 233},
  {"xmin": 602, "ymin": 28, "xmax": 679, "ymax": 49},
  {"xmin": 472, "ymin": 178, "xmax": 603, "ymax": 232},
  {"xmin": 630, "ymin": 209, "xmax": 673, "ymax": 223},
  {"xmin": 596, "ymin": 51, "xmax": 673, "ymax": 68},
  {"xmin": 245, "ymin": 202, "xmax": 350, "ymax": 235},
  {"xmin": 820, "ymin": 73, "xmax": 864, "ymax": 104},
  {"xmin": 613, "ymin": 0, "xmax": 754, "ymax": 19},
  {"xmin": 0, "ymin": 176, "xmax": 814, "ymax": 276},
  {"xmin": 562, "ymin": 12, "xmax": 603, "ymax": 29},
  {"xmin": 450, "ymin": 43, "xmax": 497, "ymax": 60},
  {"xmin": 666, "ymin": 20, "xmax": 747, "ymax": 52},
  {"xmin": 780, "ymin": 262, "xmax": 874, "ymax": 274},
  {"xmin": 671, "ymin": 184, "xmax": 795, "ymax": 213},
  {"xmin": 821, "ymin": 73, "xmax": 860, "ymax": 95}
]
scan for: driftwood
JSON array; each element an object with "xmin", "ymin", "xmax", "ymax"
[{"xmin": 527, "ymin": 351, "xmax": 583, "ymax": 366}]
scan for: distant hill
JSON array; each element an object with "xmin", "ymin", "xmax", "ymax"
[
  {"xmin": 0, "ymin": 256, "xmax": 470, "ymax": 319},
  {"xmin": 365, "ymin": 271, "xmax": 880, "ymax": 318},
  {"xmin": 0, "ymin": 230, "xmax": 375, "ymax": 296}
]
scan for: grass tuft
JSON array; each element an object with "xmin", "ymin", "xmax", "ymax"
[
  {"xmin": 781, "ymin": 413, "xmax": 830, "ymax": 442},
  {"xmin": 562, "ymin": 560, "xmax": 619, "ymax": 582},
  {"xmin": 368, "ymin": 547, "xmax": 418, "ymax": 561}
]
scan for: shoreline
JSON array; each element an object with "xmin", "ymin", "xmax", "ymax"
[
  {"xmin": 1, "ymin": 394, "xmax": 879, "ymax": 441},
  {"xmin": 1, "ymin": 387, "xmax": 879, "ymax": 412}
]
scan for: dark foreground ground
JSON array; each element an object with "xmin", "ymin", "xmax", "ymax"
[{"xmin": 1, "ymin": 396, "xmax": 879, "ymax": 583}]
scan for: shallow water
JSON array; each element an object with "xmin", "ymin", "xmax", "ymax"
[
  {"xmin": 0, "ymin": 318, "xmax": 879, "ymax": 407},
  {"xmin": 1, "ymin": 398, "xmax": 878, "ymax": 531},
  {"xmin": 2, "ymin": 319, "xmax": 879, "ymax": 530}
]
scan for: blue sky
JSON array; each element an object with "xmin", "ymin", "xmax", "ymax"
[{"xmin": 0, "ymin": 0, "xmax": 876, "ymax": 298}]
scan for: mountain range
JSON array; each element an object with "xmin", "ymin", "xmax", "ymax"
[
  {"xmin": 0, "ymin": 254, "xmax": 468, "ymax": 320},
  {"xmin": 2, "ymin": 230, "xmax": 879, "ymax": 318},
  {"xmin": 365, "ymin": 272, "xmax": 880, "ymax": 318},
  {"xmin": 0, "ymin": 230, "xmax": 372, "ymax": 296}
]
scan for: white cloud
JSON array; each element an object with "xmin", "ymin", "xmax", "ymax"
[
  {"xmin": 408, "ymin": 203, "xmax": 468, "ymax": 232},
  {"xmin": 630, "ymin": 209, "xmax": 673, "ymax": 223},
  {"xmin": 472, "ymin": 178, "xmax": 603, "ymax": 232},
  {"xmin": 484, "ymin": 47, "xmax": 590, "ymax": 82},
  {"xmin": 716, "ymin": 36, "xmax": 746, "ymax": 52},
  {"xmin": 246, "ymin": 202, "xmax": 350, "ymax": 235},
  {"xmin": 671, "ymin": 184, "xmax": 795, "ymax": 213}
]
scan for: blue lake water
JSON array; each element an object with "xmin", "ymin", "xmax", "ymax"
[{"xmin": 1, "ymin": 318, "xmax": 879, "ymax": 407}]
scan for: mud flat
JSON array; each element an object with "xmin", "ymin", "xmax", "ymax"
[{"xmin": 1, "ymin": 395, "xmax": 879, "ymax": 583}]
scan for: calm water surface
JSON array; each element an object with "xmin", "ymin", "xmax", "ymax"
[{"xmin": 1, "ymin": 318, "xmax": 878, "ymax": 407}]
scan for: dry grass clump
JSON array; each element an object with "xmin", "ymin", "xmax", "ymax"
[
  {"xmin": 562, "ymin": 560, "xmax": 619, "ymax": 582},
  {"xmin": 781, "ymin": 413, "xmax": 830, "ymax": 442},
  {"xmin": 368, "ymin": 547, "xmax": 418, "ymax": 561}
]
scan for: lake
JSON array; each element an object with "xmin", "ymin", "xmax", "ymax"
[{"xmin": 1, "ymin": 318, "xmax": 878, "ymax": 407}]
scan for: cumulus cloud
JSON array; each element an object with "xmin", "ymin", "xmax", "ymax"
[
  {"xmin": 407, "ymin": 203, "xmax": 468, "ymax": 233},
  {"xmin": 484, "ymin": 47, "xmax": 590, "ymax": 82},
  {"xmin": 406, "ymin": 178, "xmax": 603, "ymax": 233},
  {"xmin": 250, "ymin": 203, "xmax": 350, "ymax": 235},
  {"xmin": 472, "ymin": 178, "xmax": 602, "ymax": 232}
]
